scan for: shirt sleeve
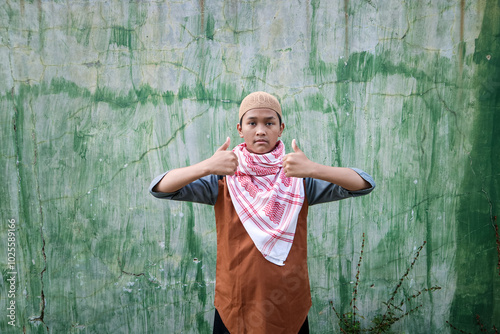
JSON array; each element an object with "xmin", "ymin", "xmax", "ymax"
[
  {"xmin": 148, "ymin": 172, "xmax": 221, "ymax": 206},
  {"xmin": 305, "ymin": 167, "xmax": 376, "ymax": 206}
]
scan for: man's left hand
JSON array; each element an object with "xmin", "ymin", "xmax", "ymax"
[{"xmin": 282, "ymin": 139, "xmax": 316, "ymax": 178}]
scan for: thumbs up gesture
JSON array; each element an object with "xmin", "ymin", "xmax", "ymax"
[
  {"xmin": 282, "ymin": 139, "xmax": 315, "ymax": 178},
  {"xmin": 204, "ymin": 137, "xmax": 239, "ymax": 175},
  {"xmin": 217, "ymin": 136, "xmax": 232, "ymax": 152}
]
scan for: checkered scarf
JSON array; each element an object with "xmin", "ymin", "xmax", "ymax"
[{"xmin": 226, "ymin": 141, "xmax": 305, "ymax": 266}]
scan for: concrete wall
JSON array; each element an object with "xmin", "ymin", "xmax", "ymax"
[{"xmin": 1, "ymin": 0, "xmax": 499, "ymax": 333}]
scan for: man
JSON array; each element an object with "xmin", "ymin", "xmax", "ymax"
[{"xmin": 149, "ymin": 91, "xmax": 375, "ymax": 333}]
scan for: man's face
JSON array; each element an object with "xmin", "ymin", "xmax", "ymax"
[{"xmin": 237, "ymin": 108, "xmax": 285, "ymax": 154}]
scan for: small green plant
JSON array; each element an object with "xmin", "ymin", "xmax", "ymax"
[{"xmin": 331, "ymin": 234, "xmax": 441, "ymax": 333}]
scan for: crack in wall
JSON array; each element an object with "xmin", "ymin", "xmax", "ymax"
[
  {"xmin": 120, "ymin": 270, "xmax": 145, "ymax": 277},
  {"xmin": 11, "ymin": 86, "xmax": 21, "ymax": 180},
  {"xmin": 74, "ymin": 108, "xmax": 208, "ymax": 201},
  {"xmin": 200, "ymin": 0, "xmax": 204, "ymax": 34},
  {"xmin": 459, "ymin": 0, "xmax": 465, "ymax": 74},
  {"xmin": 494, "ymin": 221, "xmax": 500, "ymax": 276},
  {"xmin": 344, "ymin": 0, "xmax": 349, "ymax": 61},
  {"xmin": 29, "ymin": 93, "xmax": 49, "ymax": 332}
]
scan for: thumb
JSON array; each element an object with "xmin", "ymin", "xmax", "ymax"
[
  {"xmin": 292, "ymin": 139, "xmax": 301, "ymax": 153},
  {"xmin": 217, "ymin": 137, "xmax": 231, "ymax": 151}
]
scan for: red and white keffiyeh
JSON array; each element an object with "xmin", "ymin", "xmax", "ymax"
[{"xmin": 226, "ymin": 140, "xmax": 305, "ymax": 266}]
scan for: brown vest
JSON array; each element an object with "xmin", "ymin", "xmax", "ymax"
[{"xmin": 214, "ymin": 178, "xmax": 311, "ymax": 334}]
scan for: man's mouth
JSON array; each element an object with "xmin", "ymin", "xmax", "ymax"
[{"xmin": 254, "ymin": 139, "xmax": 268, "ymax": 144}]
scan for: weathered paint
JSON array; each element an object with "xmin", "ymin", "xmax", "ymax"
[
  {"xmin": 449, "ymin": 0, "xmax": 500, "ymax": 331},
  {"xmin": 0, "ymin": 1, "xmax": 498, "ymax": 333}
]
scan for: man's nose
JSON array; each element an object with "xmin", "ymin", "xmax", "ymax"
[{"xmin": 255, "ymin": 125, "xmax": 266, "ymax": 135}]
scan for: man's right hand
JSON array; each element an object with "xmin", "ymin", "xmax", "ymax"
[{"xmin": 204, "ymin": 137, "xmax": 239, "ymax": 175}]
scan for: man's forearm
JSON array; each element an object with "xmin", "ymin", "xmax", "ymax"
[
  {"xmin": 153, "ymin": 138, "xmax": 239, "ymax": 193},
  {"xmin": 282, "ymin": 140, "xmax": 371, "ymax": 190},
  {"xmin": 308, "ymin": 164, "xmax": 371, "ymax": 191},
  {"xmin": 152, "ymin": 162, "xmax": 210, "ymax": 193}
]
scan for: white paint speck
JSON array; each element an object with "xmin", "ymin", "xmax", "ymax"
[
  {"xmin": 413, "ymin": 179, "xmax": 418, "ymax": 184},
  {"xmin": 158, "ymin": 241, "xmax": 165, "ymax": 249},
  {"xmin": 123, "ymin": 164, "xmax": 128, "ymax": 168},
  {"xmin": 179, "ymin": 212, "xmax": 184, "ymax": 218}
]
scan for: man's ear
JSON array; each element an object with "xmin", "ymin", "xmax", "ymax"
[
  {"xmin": 279, "ymin": 123, "xmax": 285, "ymax": 137},
  {"xmin": 237, "ymin": 123, "xmax": 244, "ymax": 138}
]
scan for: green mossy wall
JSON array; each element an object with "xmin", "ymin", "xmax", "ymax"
[{"xmin": 0, "ymin": 1, "xmax": 498, "ymax": 333}]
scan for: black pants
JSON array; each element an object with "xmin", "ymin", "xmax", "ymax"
[{"xmin": 213, "ymin": 309, "xmax": 309, "ymax": 334}]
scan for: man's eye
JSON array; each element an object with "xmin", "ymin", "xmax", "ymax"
[{"xmin": 267, "ymin": 122, "xmax": 274, "ymax": 126}]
